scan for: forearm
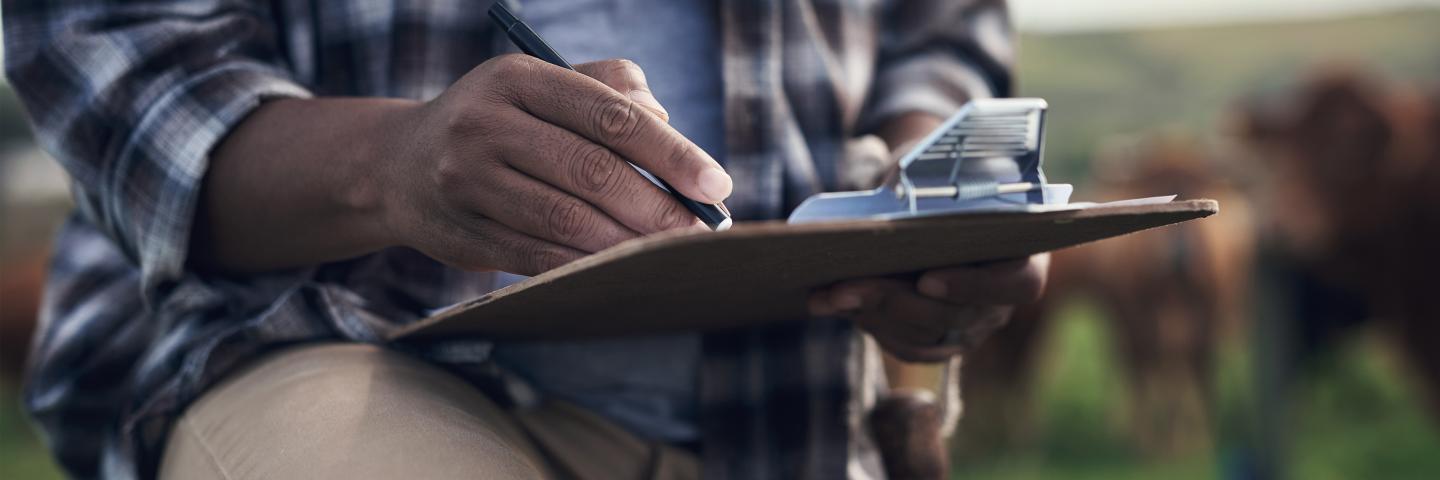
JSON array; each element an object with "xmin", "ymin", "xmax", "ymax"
[{"xmin": 190, "ymin": 98, "xmax": 421, "ymax": 273}]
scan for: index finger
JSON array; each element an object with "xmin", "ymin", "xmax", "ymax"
[{"xmin": 494, "ymin": 55, "xmax": 732, "ymax": 204}]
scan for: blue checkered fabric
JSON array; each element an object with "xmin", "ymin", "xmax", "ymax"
[{"xmin": 2, "ymin": 0, "xmax": 1012, "ymax": 477}]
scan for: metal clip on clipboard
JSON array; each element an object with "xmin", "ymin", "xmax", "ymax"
[{"xmin": 788, "ymin": 98, "xmax": 1073, "ymax": 224}]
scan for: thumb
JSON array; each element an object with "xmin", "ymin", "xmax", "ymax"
[{"xmin": 575, "ymin": 59, "xmax": 670, "ymax": 123}]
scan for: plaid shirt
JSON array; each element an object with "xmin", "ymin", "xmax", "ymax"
[{"xmin": 4, "ymin": 0, "xmax": 1012, "ymax": 478}]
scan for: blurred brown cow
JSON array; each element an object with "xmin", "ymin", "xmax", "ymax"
[
  {"xmin": 956, "ymin": 136, "xmax": 1256, "ymax": 458},
  {"xmin": 1238, "ymin": 68, "xmax": 1440, "ymax": 419},
  {"xmin": 0, "ymin": 250, "xmax": 47, "ymax": 382}
]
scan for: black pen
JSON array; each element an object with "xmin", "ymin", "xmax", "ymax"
[{"xmin": 488, "ymin": 2, "xmax": 733, "ymax": 231}]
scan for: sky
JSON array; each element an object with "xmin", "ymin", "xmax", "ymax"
[{"xmin": 1011, "ymin": 0, "xmax": 1440, "ymax": 31}]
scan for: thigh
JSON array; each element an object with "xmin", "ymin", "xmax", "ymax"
[{"xmin": 160, "ymin": 343, "xmax": 550, "ymax": 480}]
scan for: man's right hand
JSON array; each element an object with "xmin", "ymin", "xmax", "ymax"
[{"xmin": 381, "ymin": 55, "xmax": 732, "ymax": 275}]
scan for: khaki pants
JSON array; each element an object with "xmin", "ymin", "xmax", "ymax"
[{"xmin": 160, "ymin": 344, "xmax": 698, "ymax": 480}]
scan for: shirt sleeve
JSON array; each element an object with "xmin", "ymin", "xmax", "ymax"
[
  {"xmin": 858, "ymin": 0, "xmax": 1015, "ymax": 132},
  {"xmin": 3, "ymin": 1, "xmax": 312, "ymax": 293}
]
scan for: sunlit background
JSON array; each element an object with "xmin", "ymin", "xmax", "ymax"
[{"xmin": 4, "ymin": 1, "xmax": 1440, "ymax": 478}]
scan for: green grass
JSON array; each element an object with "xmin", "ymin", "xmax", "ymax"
[
  {"xmin": 0, "ymin": 382, "xmax": 63, "ymax": 479},
  {"xmin": 1286, "ymin": 334, "xmax": 1440, "ymax": 480},
  {"xmin": 954, "ymin": 301, "xmax": 1218, "ymax": 480},
  {"xmin": 954, "ymin": 301, "xmax": 1440, "ymax": 480}
]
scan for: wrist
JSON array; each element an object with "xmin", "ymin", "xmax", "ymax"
[{"xmin": 352, "ymin": 99, "xmax": 428, "ymax": 251}]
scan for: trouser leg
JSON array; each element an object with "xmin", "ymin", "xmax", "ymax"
[{"xmin": 159, "ymin": 343, "xmax": 551, "ymax": 480}]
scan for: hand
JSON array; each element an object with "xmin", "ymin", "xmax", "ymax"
[
  {"xmin": 808, "ymin": 254, "xmax": 1049, "ymax": 363},
  {"xmin": 382, "ymin": 55, "xmax": 731, "ymax": 275}
]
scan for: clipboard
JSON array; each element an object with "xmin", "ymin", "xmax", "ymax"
[
  {"xmin": 393, "ymin": 199, "xmax": 1217, "ymax": 340},
  {"xmin": 392, "ymin": 99, "xmax": 1218, "ymax": 341}
]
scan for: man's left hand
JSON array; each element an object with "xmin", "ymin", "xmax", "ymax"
[{"xmin": 807, "ymin": 254, "xmax": 1049, "ymax": 363}]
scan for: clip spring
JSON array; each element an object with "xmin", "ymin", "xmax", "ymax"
[{"xmin": 896, "ymin": 181, "xmax": 1041, "ymax": 200}]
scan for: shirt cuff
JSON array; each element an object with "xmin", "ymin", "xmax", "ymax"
[{"xmin": 118, "ymin": 62, "xmax": 312, "ymax": 295}]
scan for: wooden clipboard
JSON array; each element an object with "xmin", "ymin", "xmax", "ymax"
[{"xmin": 392, "ymin": 199, "xmax": 1218, "ymax": 341}]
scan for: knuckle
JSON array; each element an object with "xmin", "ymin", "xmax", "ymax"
[
  {"xmin": 610, "ymin": 58, "xmax": 640, "ymax": 73},
  {"xmin": 544, "ymin": 196, "xmax": 597, "ymax": 245},
  {"xmin": 605, "ymin": 59, "xmax": 643, "ymax": 86},
  {"xmin": 649, "ymin": 197, "xmax": 694, "ymax": 231},
  {"xmin": 481, "ymin": 54, "xmax": 535, "ymax": 102},
  {"xmin": 507, "ymin": 233, "xmax": 548, "ymax": 274},
  {"xmin": 434, "ymin": 155, "xmax": 475, "ymax": 203},
  {"xmin": 440, "ymin": 101, "xmax": 505, "ymax": 142},
  {"xmin": 567, "ymin": 143, "xmax": 621, "ymax": 195},
  {"xmin": 517, "ymin": 239, "xmax": 548, "ymax": 273},
  {"xmin": 525, "ymin": 243, "xmax": 573, "ymax": 274},
  {"xmin": 588, "ymin": 95, "xmax": 644, "ymax": 144},
  {"xmin": 658, "ymin": 133, "xmax": 698, "ymax": 173},
  {"xmin": 488, "ymin": 54, "xmax": 531, "ymax": 79},
  {"xmin": 435, "ymin": 140, "xmax": 502, "ymax": 194},
  {"xmin": 440, "ymin": 103, "xmax": 479, "ymax": 134}
]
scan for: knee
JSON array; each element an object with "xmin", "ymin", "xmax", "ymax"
[{"xmin": 161, "ymin": 344, "xmax": 546, "ymax": 480}]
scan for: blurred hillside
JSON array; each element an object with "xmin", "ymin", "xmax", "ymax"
[{"xmin": 1017, "ymin": 8, "xmax": 1440, "ymax": 181}]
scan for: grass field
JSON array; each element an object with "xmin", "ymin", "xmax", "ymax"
[
  {"xmin": 0, "ymin": 381, "xmax": 62, "ymax": 479},
  {"xmin": 954, "ymin": 301, "xmax": 1440, "ymax": 480}
]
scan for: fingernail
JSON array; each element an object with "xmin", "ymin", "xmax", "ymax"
[
  {"xmin": 835, "ymin": 293, "xmax": 863, "ymax": 310},
  {"xmin": 697, "ymin": 167, "xmax": 733, "ymax": 203},
  {"xmin": 918, "ymin": 277, "xmax": 947, "ymax": 298}
]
